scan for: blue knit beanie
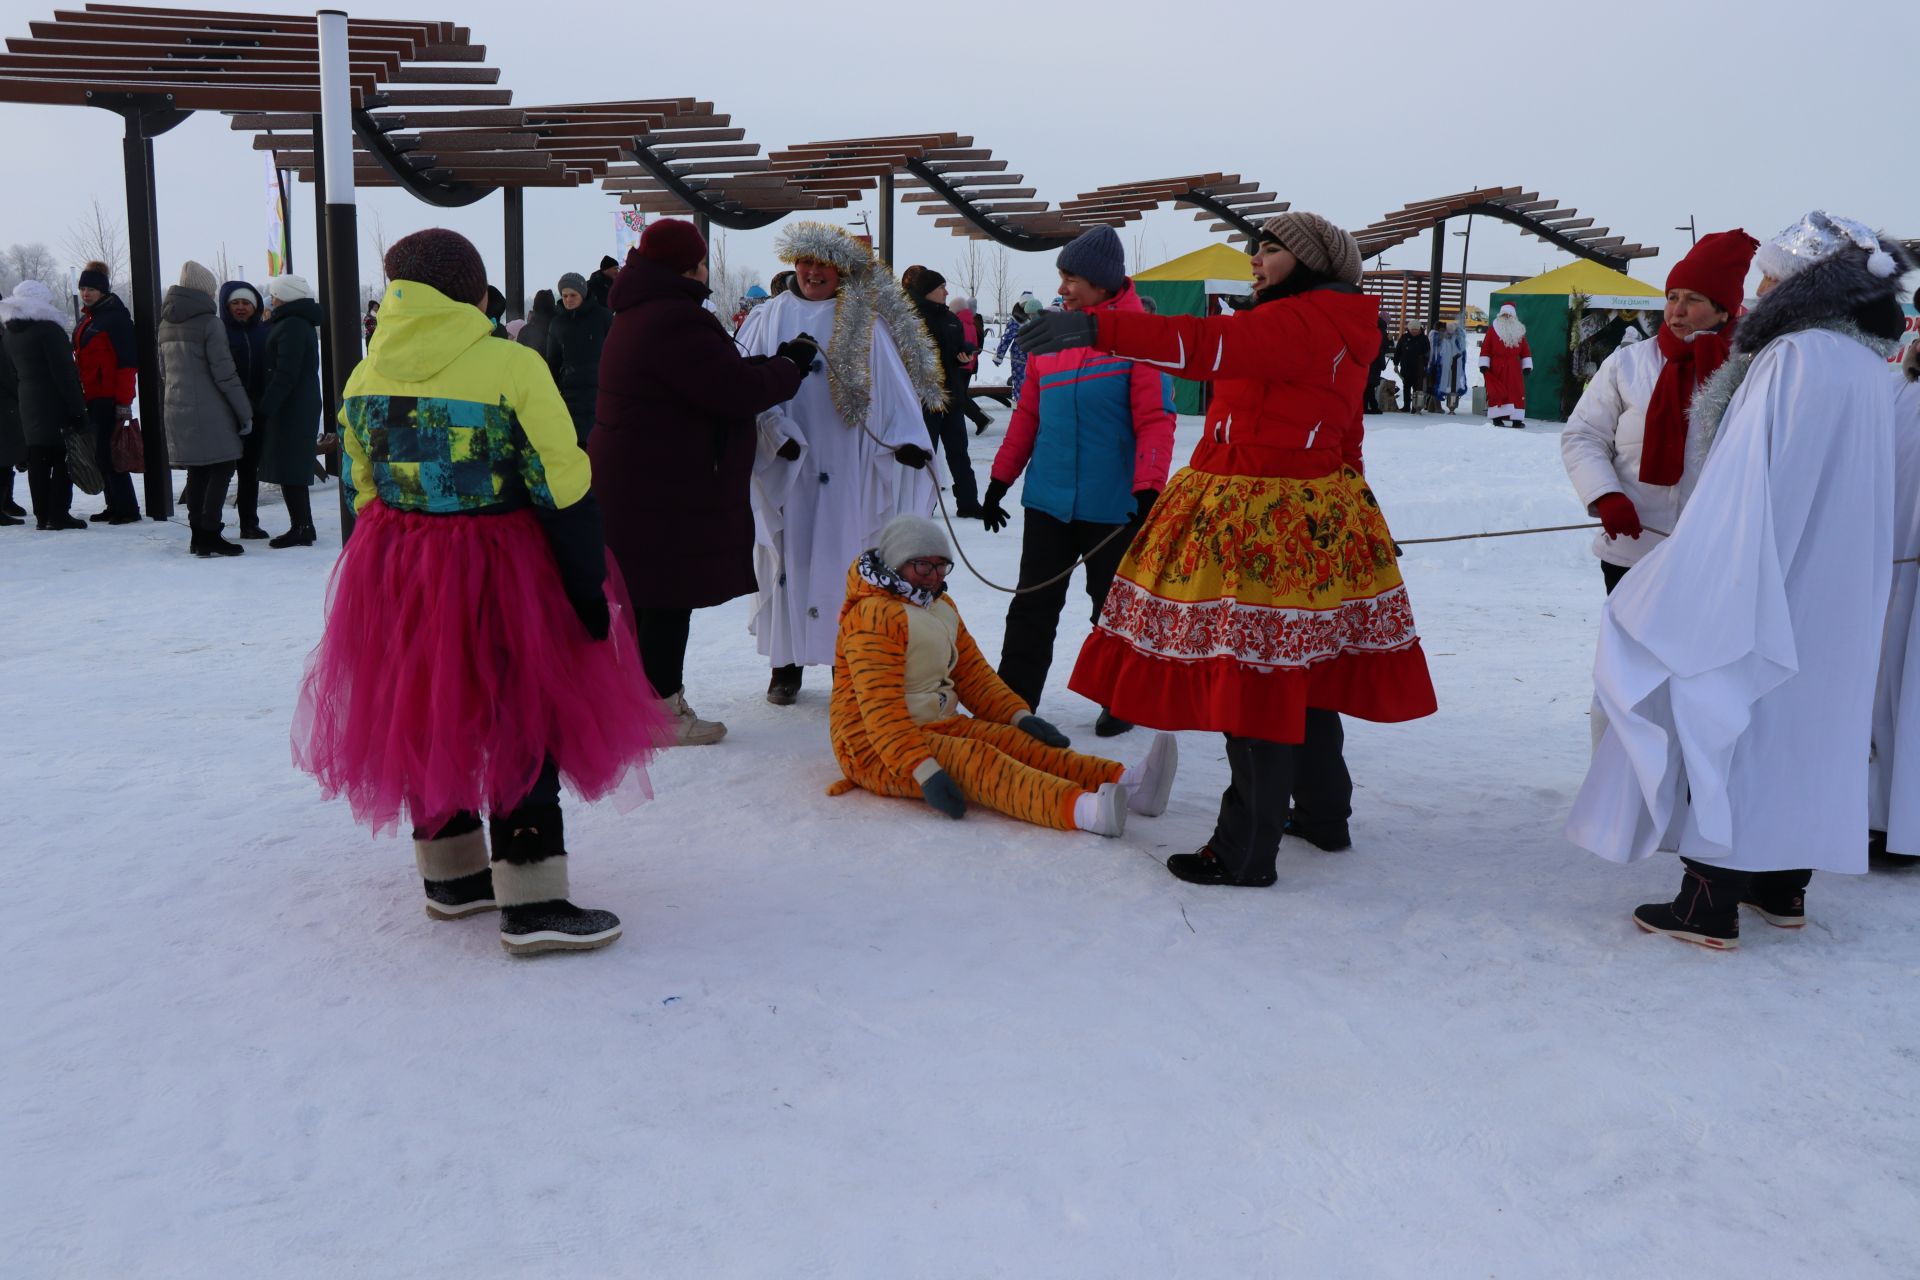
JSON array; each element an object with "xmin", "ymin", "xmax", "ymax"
[{"xmin": 1056, "ymin": 225, "xmax": 1126, "ymax": 293}]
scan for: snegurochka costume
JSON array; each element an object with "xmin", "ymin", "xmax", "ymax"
[{"xmin": 292, "ymin": 228, "xmax": 670, "ymax": 956}]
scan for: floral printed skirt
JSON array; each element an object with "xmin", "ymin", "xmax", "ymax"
[{"xmin": 1069, "ymin": 464, "xmax": 1437, "ymax": 742}]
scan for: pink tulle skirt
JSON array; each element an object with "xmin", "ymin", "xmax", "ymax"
[{"xmin": 291, "ymin": 500, "xmax": 671, "ymax": 835}]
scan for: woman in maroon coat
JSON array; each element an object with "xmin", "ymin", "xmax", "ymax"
[{"xmin": 589, "ymin": 219, "xmax": 819, "ymax": 745}]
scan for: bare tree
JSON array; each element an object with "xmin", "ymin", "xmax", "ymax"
[
  {"xmin": 987, "ymin": 244, "xmax": 1014, "ymax": 319},
  {"xmin": 951, "ymin": 237, "xmax": 983, "ymax": 306},
  {"xmin": 213, "ymin": 242, "xmax": 233, "ymax": 287},
  {"xmin": 65, "ymin": 197, "xmax": 128, "ymax": 294},
  {"xmin": 707, "ymin": 230, "xmax": 731, "ymax": 312},
  {"xmin": 2, "ymin": 243, "xmax": 62, "ymax": 294}
]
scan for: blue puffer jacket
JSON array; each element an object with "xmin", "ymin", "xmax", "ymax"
[{"xmin": 988, "ymin": 281, "xmax": 1176, "ymax": 526}]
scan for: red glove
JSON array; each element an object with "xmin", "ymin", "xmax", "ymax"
[{"xmin": 1594, "ymin": 492, "xmax": 1642, "ymax": 539}]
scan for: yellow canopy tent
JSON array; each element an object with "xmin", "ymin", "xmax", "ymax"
[
  {"xmin": 1490, "ymin": 261, "xmax": 1663, "ymax": 421},
  {"xmin": 1133, "ymin": 245, "xmax": 1254, "ymax": 413}
]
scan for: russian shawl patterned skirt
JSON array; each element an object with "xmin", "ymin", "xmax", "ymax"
[{"xmin": 1069, "ymin": 463, "xmax": 1437, "ymax": 742}]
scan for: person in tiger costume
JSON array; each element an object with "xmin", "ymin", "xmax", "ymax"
[{"xmin": 828, "ymin": 514, "xmax": 1179, "ymax": 835}]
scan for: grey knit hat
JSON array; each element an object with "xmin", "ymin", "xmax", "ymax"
[
  {"xmin": 1259, "ymin": 212, "xmax": 1363, "ymax": 286},
  {"xmin": 876, "ymin": 513, "xmax": 952, "ymax": 572},
  {"xmin": 557, "ymin": 271, "xmax": 590, "ymax": 298},
  {"xmin": 1056, "ymin": 225, "xmax": 1126, "ymax": 293},
  {"xmin": 177, "ymin": 260, "xmax": 219, "ymax": 298}
]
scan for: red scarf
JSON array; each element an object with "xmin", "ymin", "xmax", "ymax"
[{"xmin": 1640, "ymin": 322, "xmax": 1734, "ymax": 486}]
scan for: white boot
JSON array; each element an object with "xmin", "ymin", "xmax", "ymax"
[
  {"xmin": 1119, "ymin": 732, "xmax": 1179, "ymax": 816},
  {"xmin": 667, "ymin": 690, "xmax": 726, "ymax": 746},
  {"xmin": 1073, "ymin": 782, "xmax": 1129, "ymax": 837}
]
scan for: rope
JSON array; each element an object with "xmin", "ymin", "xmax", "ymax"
[{"xmin": 1396, "ymin": 521, "xmax": 1603, "ymax": 547}]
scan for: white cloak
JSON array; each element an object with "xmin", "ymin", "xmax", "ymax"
[
  {"xmin": 1564, "ymin": 329, "xmax": 1895, "ymax": 874},
  {"xmin": 739, "ymin": 290, "xmax": 939, "ymax": 668},
  {"xmin": 1869, "ymin": 372, "xmax": 1920, "ymax": 854}
]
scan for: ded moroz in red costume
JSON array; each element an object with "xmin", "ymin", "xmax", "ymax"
[
  {"xmin": 1479, "ymin": 304, "xmax": 1533, "ymax": 424},
  {"xmin": 1066, "ymin": 277, "xmax": 1438, "ymax": 742}
]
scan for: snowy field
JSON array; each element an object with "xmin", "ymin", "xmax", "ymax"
[{"xmin": 5, "ymin": 408, "xmax": 1917, "ymax": 1279}]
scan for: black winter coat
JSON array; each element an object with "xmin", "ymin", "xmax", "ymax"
[
  {"xmin": 2, "ymin": 318, "xmax": 86, "ymax": 450},
  {"xmin": 1393, "ymin": 332, "xmax": 1430, "ymax": 379},
  {"xmin": 516, "ymin": 289, "xmax": 555, "ymax": 360},
  {"xmin": 0, "ymin": 329, "xmax": 23, "ymax": 468},
  {"xmin": 912, "ymin": 295, "xmax": 971, "ymax": 409},
  {"xmin": 544, "ymin": 297, "xmax": 612, "ymax": 443},
  {"xmin": 258, "ymin": 297, "xmax": 323, "ymax": 488},
  {"xmin": 588, "ymin": 252, "xmax": 807, "ymax": 610}
]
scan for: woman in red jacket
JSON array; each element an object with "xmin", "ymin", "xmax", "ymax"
[
  {"xmin": 73, "ymin": 262, "xmax": 142, "ymax": 522},
  {"xmin": 1017, "ymin": 212, "xmax": 1437, "ymax": 887}
]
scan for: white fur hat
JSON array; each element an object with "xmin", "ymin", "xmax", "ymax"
[
  {"xmin": 876, "ymin": 513, "xmax": 952, "ymax": 571},
  {"xmin": 268, "ymin": 274, "xmax": 313, "ymax": 303}
]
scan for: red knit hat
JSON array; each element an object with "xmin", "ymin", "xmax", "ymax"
[
  {"xmin": 638, "ymin": 218, "xmax": 707, "ymax": 274},
  {"xmin": 1665, "ymin": 229, "xmax": 1758, "ymax": 316},
  {"xmin": 384, "ymin": 228, "xmax": 488, "ymax": 305}
]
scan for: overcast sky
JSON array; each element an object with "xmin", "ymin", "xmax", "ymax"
[{"xmin": 0, "ymin": 0, "xmax": 1912, "ymax": 318}]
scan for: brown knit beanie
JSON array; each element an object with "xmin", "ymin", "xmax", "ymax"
[
  {"xmin": 384, "ymin": 228, "xmax": 487, "ymax": 305},
  {"xmin": 1259, "ymin": 212, "xmax": 1363, "ymax": 286}
]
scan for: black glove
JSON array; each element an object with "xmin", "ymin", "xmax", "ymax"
[
  {"xmin": 1014, "ymin": 310, "xmax": 1098, "ymax": 355},
  {"xmin": 571, "ymin": 592, "xmax": 611, "ymax": 641},
  {"xmin": 533, "ymin": 494, "xmax": 611, "ymax": 642},
  {"xmin": 894, "ymin": 443, "xmax": 931, "ymax": 469},
  {"xmin": 981, "ymin": 478, "xmax": 1011, "ymax": 533},
  {"xmin": 1132, "ymin": 489, "xmax": 1158, "ymax": 523},
  {"xmin": 1015, "ymin": 714, "xmax": 1070, "ymax": 748},
  {"xmin": 776, "ymin": 437, "xmax": 802, "ymax": 461},
  {"xmin": 920, "ymin": 768, "xmax": 966, "ymax": 819},
  {"xmin": 774, "ymin": 333, "xmax": 822, "ymax": 372}
]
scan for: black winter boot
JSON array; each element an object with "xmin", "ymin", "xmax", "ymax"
[
  {"xmin": 413, "ymin": 813, "xmax": 496, "ymax": 919},
  {"xmin": 1739, "ymin": 869, "xmax": 1811, "ymax": 929},
  {"xmin": 269, "ymin": 525, "xmax": 317, "ymax": 548},
  {"xmin": 1094, "ymin": 708, "xmax": 1134, "ymax": 738},
  {"xmin": 1165, "ymin": 844, "xmax": 1277, "ymax": 888},
  {"xmin": 489, "ymin": 805, "xmax": 621, "ymax": 955},
  {"xmin": 767, "ymin": 663, "xmax": 803, "ymax": 706},
  {"xmin": 1633, "ymin": 861, "xmax": 1739, "ymax": 949},
  {"xmin": 1284, "ymin": 810, "xmax": 1352, "ymax": 852}
]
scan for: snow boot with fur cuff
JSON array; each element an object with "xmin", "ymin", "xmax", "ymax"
[
  {"xmin": 488, "ymin": 805, "xmax": 621, "ymax": 956},
  {"xmin": 414, "ymin": 813, "xmax": 496, "ymax": 919}
]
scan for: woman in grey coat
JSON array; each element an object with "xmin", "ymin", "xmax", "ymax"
[
  {"xmin": 1, "ymin": 280, "xmax": 88, "ymax": 530},
  {"xmin": 159, "ymin": 260, "xmax": 253, "ymax": 556}
]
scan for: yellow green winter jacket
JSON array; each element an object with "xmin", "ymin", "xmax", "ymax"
[{"xmin": 338, "ymin": 280, "xmax": 590, "ymax": 516}]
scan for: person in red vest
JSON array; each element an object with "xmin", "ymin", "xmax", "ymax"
[
  {"xmin": 73, "ymin": 261, "xmax": 141, "ymax": 522},
  {"xmin": 1478, "ymin": 303, "xmax": 1532, "ymax": 427}
]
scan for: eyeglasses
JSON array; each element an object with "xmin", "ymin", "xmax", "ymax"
[{"xmin": 901, "ymin": 557, "xmax": 953, "ymax": 575}]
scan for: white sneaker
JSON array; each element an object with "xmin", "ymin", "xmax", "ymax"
[
  {"xmin": 1120, "ymin": 732, "xmax": 1178, "ymax": 816},
  {"xmin": 668, "ymin": 690, "xmax": 727, "ymax": 746},
  {"xmin": 1074, "ymin": 781, "xmax": 1129, "ymax": 837}
]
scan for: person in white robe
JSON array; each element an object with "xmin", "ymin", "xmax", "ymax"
[
  {"xmin": 738, "ymin": 221, "xmax": 947, "ymax": 705},
  {"xmin": 1564, "ymin": 211, "xmax": 1915, "ymax": 949},
  {"xmin": 1870, "ymin": 335, "xmax": 1920, "ymax": 861}
]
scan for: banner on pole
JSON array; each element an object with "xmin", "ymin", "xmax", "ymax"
[
  {"xmin": 265, "ymin": 153, "xmax": 289, "ymax": 277},
  {"xmin": 613, "ymin": 208, "xmax": 646, "ymax": 257}
]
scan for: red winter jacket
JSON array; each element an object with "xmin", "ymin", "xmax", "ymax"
[
  {"xmin": 74, "ymin": 293, "xmax": 138, "ymax": 407},
  {"xmin": 1094, "ymin": 286, "xmax": 1381, "ymax": 478}
]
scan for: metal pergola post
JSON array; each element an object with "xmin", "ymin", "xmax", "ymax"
[
  {"xmin": 1427, "ymin": 218, "xmax": 1446, "ymax": 333},
  {"xmin": 318, "ymin": 10, "xmax": 362, "ymax": 545},
  {"xmin": 875, "ymin": 171, "xmax": 894, "ymax": 265},
  {"xmin": 502, "ymin": 186, "xmax": 525, "ymax": 319},
  {"xmin": 310, "ymin": 112, "xmax": 336, "ymax": 430},
  {"xmin": 120, "ymin": 109, "xmax": 173, "ymax": 519}
]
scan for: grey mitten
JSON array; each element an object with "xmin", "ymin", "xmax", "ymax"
[
  {"xmin": 1015, "ymin": 713, "xmax": 1070, "ymax": 748},
  {"xmin": 919, "ymin": 767, "xmax": 966, "ymax": 820}
]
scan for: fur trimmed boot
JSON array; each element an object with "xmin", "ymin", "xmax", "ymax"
[
  {"xmin": 488, "ymin": 805, "xmax": 621, "ymax": 956},
  {"xmin": 414, "ymin": 812, "xmax": 496, "ymax": 919}
]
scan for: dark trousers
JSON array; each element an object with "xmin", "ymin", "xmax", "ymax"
[
  {"xmin": 1211, "ymin": 710, "xmax": 1353, "ymax": 882},
  {"xmin": 88, "ymin": 399, "xmax": 140, "ymax": 517},
  {"xmin": 632, "ymin": 605, "xmax": 692, "ymax": 699},
  {"xmin": 235, "ymin": 426, "xmax": 264, "ymax": 531},
  {"xmin": 281, "ymin": 483, "xmax": 313, "ymax": 532},
  {"xmin": 413, "ymin": 758, "xmax": 562, "ymax": 862},
  {"xmin": 1400, "ymin": 371, "xmax": 1426, "ymax": 411},
  {"xmin": 1601, "ymin": 560, "xmax": 1630, "ymax": 594},
  {"xmin": 998, "ymin": 507, "xmax": 1133, "ymax": 710},
  {"xmin": 925, "ymin": 406, "xmax": 980, "ymax": 512},
  {"xmin": 24, "ymin": 444, "xmax": 72, "ymax": 523},
  {"xmin": 182, "ymin": 461, "xmax": 239, "ymax": 537}
]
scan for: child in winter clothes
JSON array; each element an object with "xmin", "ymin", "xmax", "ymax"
[
  {"xmin": 292, "ymin": 228, "xmax": 671, "ymax": 956},
  {"xmin": 993, "ymin": 297, "xmax": 1042, "ymax": 405},
  {"xmin": 828, "ymin": 514, "xmax": 1178, "ymax": 835},
  {"xmin": 981, "ymin": 226, "xmax": 1176, "ymax": 737}
]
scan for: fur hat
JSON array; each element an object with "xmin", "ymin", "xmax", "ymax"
[
  {"xmin": 1056, "ymin": 225, "xmax": 1125, "ymax": 293},
  {"xmin": 177, "ymin": 260, "xmax": 219, "ymax": 298},
  {"xmin": 1666, "ymin": 229, "xmax": 1759, "ymax": 316},
  {"xmin": 557, "ymin": 271, "xmax": 590, "ymax": 298},
  {"xmin": 638, "ymin": 218, "xmax": 707, "ymax": 274},
  {"xmin": 876, "ymin": 513, "xmax": 952, "ymax": 572},
  {"xmin": 0, "ymin": 279, "xmax": 67, "ymax": 326},
  {"xmin": 79, "ymin": 261, "xmax": 111, "ymax": 293},
  {"xmin": 385, "ymin": 228, "xmax": 487, "ymax": 305},
  {"xmin": 267, "ymin": 274, "xmax": 312, "ymax": 303},
  {"xmin": 1259, "ymin": 211, "xmax": 1363, "ymax": 286},
  {"xmin": 774, "ymin": 221, "xmax": 874, "ymax": 278},
  {"xmin": 1756, "ymin": 210, "xmax": 1904, "ymax": 285}
]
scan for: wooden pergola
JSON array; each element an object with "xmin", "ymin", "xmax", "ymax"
[{"xmin": 1362, "ymin": 269, "xmax": 1524, "ymax": 333}]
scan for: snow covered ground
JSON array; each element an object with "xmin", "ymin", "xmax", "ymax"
[{"xmin": 5, "ymin": 409, "xmax": 1917, "ymax": 1278}]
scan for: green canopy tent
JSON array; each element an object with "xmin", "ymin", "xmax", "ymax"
[
  {"xmin": 1133, "ymin": 244, "xmax": 1254, "ymax": 414},
  {"xmin": 1488, "ymin": 260, "xmax": 1662, "ymax": 422}
]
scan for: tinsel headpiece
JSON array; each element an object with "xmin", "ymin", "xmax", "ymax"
[
  {"xmin": 775, "ymin": 221, "xmax": 876, "ymax": 279},
  {"xmin": 1756, "ymin": 210, "xmax": 1901, "ymax": 284}
]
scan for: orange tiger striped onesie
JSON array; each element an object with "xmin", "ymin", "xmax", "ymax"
[{"xmin": 828, "ymin": 557, "xmax": 1123, "ymax": 830}]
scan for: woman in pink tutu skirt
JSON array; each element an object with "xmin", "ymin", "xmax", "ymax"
[{"xmin": 292, "ymin": 229, "xmax": 670, "ymax": 955}]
